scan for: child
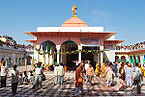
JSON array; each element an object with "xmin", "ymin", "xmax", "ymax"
[
  {"xmin": 19, "ymin": 73, "xmax": 23, "ymax": 85},
  {"xmin": 29, "ymin": 71, "xmax": 34, "ymax": 84},
  {"xmin": 23, "ymin": 71, "xmax": 29, "ymax": 85}
]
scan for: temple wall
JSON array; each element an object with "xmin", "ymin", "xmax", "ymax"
[
  {"xmin": 104, "ymin": 50, "xmax": 115, "ymax": 62},
  {"xmin": 0, "ymin": 47, "xmax": 32, "ymax": 68},
  {"xmin": 109, "ymin": 50, "xmax": 115, "ymax": 62}
]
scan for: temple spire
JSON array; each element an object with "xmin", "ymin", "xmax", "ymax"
[{"xmin": 72, "ymin": 5, "xmax": 77, "ymax": 17}]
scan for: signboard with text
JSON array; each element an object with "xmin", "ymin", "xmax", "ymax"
[{"xmin": 80, "ymin": 38, "xmax": 100, "ymax": 46}]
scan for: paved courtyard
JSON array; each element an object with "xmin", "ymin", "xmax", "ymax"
[{"xmin": 0, "ymin": 71, "xmax": 145, "ymax": 97}]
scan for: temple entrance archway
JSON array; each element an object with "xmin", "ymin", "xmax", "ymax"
[
  {"xmin": 39, "ymin": 40, "xmax": 57, "ymax": 65},
  {"xmin": 60, "ymin": 40, "xmax": 78, "ymax": 71},
  {"xmin": 82, "ymin": 46, "xmax": 100, "ymax": 69}
]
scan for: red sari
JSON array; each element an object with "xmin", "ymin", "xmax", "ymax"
[{"xmin": 75, "ymin": 67, "xmax": 84, "ymax": 88}]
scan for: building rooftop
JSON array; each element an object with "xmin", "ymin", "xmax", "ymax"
[
  {"xmin": 61, "ymin": 16, "xmax": 88, "ymax": 27},
  {"xmin": 37, "ymin": 27, "xmax": 104, "ymax": 32}
]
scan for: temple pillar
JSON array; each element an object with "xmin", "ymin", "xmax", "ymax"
[
  {"xmin": 100, "ymin": 46, "xmax": 104, "ymax": 66},
  {"xmin": 126, "ymin": 55, "xmax": 129, "ymax": 62},
  {"xmin": 34, "ymin": 45, "xmax": 39, "ymax": 63},
  {"xmin": 17, "ymin": 57, "xmax": 19, "ymax": 66},
  {"xmin": 56, "ymin": 45, "xmax": 61, "ymax": 64},
  {"xmin": 46, "ymin": 53, "xmax": 49, "ymax": 65},
  {"xmin": 25, "ymin": 58, "xmax": 27, "ymax": 71},
  {"xmin": 100, "ymin": 39, "xmax": 104, "ymax": 66},
  {"xmin": 21, "ymin": 57, "xmax": 23, "ymax": 66},
  {"xmin": 61, "ymin": 48, "xmax": 63, "ymax": 63},
  {"xmin": 12, "ymin": 54, "xmax": 15, "ymax": 66},
  {"xmin": 140, "ymin": 55, "xmax": 143, "ymax": 66},
  {"xmin": 20, "ymin": 57, "xmax": 23, "ymax": 70},
  {"xmin": 49, "ymin": 48, "xmax": 53, "ymax": 65},
  {"xmin": 78, "ymin": 45, "xmax": 82, "ymax": 63},
  {"xmin": 136, "ymin": 55, "xmax": 138, "ymax": 63}
]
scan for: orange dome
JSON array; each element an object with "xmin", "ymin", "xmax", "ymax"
[{"xmin": 61, "ymin": 16, "xmax": 88, "ymax": 27}]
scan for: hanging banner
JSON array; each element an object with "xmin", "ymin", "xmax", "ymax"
[
  {"xmin": 37, "ymin": 48, "xmax": 105, "ymax": 56},
  {"xmin": 80, "ymin": 38, "xmax": 100, "ymax": 46}
]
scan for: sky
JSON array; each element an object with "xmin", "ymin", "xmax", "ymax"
[{"xmin": 0, "ymin": 0, "xmax": 145, "ymax": 45}]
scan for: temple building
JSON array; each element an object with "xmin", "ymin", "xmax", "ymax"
[{"xmin": 25, "ymin": 5, "xmax": 124, "ymax": 68}]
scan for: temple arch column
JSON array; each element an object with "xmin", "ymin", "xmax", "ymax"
[
  {"xmin": 56, "ymin": 45, "xmax": 61, "ymax": 64},
  {"xmin": 45, "ymin": 52, "xmax": 49, "ymax": 65},
  {"xmin": 34, "ymin": 45, "xmax": 39, "ymax": 63},
  {"xmin": 140, "ymin": 55, "xmax": 144, "ymax": 66},
  {"xmin": 43, "ymin": 52, "xmax": 46, "ymax": 65},
  {"xmin": 17, "ymin": 57, "xmax": 19, "ymax": 66},
  {"xmin": 49, "ymin": 48, "xmax": 53, "ymax": 65},
  {"xmin": 100, "ymin": 39, "xmax": 104, "ymax": 66}
]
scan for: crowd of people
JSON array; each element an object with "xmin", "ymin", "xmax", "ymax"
[
  {"xmin": 95, "ymin": 61, "xmax": 145, "ymax": 95},
  {"xmin": 0, "ymin": 59, "xmax": 145, "ymax": 96},
  {"xmin": 0, "ymin": 60, "xmax": 46, "ymax": 96},
  {"xmin": 73, "ymin": 60, "xmax": 145, "ymax": 96}
]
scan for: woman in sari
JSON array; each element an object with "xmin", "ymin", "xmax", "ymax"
[
  {"xmin": 95, "ymin": 62, "xmax": 100, "ymax": 76},
  {"xmin": 75, "ymin": 63, "xmax": 85, "ymax": 96},
  {"xmin": 100, "ymin": 63, "xmax": 108, "ymax": 77}
]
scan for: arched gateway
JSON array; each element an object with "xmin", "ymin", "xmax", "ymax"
[{"xmin": 25, "ymin": 5, "xmax": 124, "ymax": 70}]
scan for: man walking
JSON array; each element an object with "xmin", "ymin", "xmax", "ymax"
[
  {"xmin": 1, "ymin": 61, "xmax": 8, "ymax": 87},
  {"xmin": 32, "ymin": 62, "xmax": 43, "ymax": 89},
  {"xmin": 57, "ymin": 63, "xmax": 65, "ymax": 87},
  {"xmin": 54, "ymin": 64, "xmax": 58, "ymax": 85},
  {"xmin": 132, "ymin": 63, "xmax": 142, "ymax": 94},
  {"xmin": 125, "ymin": 62, "xmax": 133, "ymax": 92},
  {"xmin": 86, "ymin": 63, "xmax": 94, "ymax": 85},
  {"xmin": 10, "ymin": 65, "xmax": 19, "ymax": 96},
  {"xmin": 85, "ymin": 61, "xmax": 89, "ymax": 71},
  {"xmin": 112, "ymin": 62, "xmax": 118, "ymax": 78}
]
